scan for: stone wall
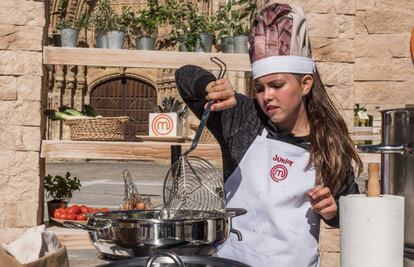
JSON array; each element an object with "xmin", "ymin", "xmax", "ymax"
[
  {"xmin": 0, "ymin": 0, "xmax": 46, "ymax": 242},
  {"xmin": 355, "ymin": 0, "xmax": 414, "ymax": 142}
]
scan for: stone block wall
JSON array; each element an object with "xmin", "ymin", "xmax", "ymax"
[
  {"xmin": 355, "ymin": 0, "xmax": 414, "ymax": 142},
  {"xmin": 0, "ymin": 0, "xmax": 46, "ymax": 242}
]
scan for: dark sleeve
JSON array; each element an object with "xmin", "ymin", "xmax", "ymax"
[
  {"xmin": 323, "ymin": 163, "xmax": 360, "ymax": 228},
  {"xmin": 175, "ymin": 65, "xmax": 258, "ymax": 145},
  {"xmin": 174, "ymin": 65, "xmax": 216, "ymax": 119}
]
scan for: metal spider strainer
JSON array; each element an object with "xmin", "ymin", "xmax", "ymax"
[{"xmin": 163, "ymin": 57, "xmax": 227, "ymax": 218}]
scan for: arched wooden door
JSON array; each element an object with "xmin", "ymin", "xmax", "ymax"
[{"xmin": 90, "ymin": 77, "xmax": 157, "ymax": 140}]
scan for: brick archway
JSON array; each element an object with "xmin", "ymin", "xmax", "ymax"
[{"xmin": 90, "ymin": 77, "xmax": 157, "ymax": 140}]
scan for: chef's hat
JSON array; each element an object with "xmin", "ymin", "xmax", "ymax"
[{"xmin": 249, "ymin": 3, "xmax": 315, "ymax": 80}]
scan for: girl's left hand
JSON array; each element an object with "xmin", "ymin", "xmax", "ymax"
[{"xmin": 308, "ymin": 185, "xmax": 337, "ymax": 221}]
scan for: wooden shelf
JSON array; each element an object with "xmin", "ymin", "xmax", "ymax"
[
  {"xmin": 41, "ymin": 140, "xmax": 221, "ymax": 162},
  {"xmin": 43, "ymin": 47, "xmax": 252, "ymax": 71},
  {"xmin": 135, "ymin": 135, "xmax": 190, "ymax": 143}
]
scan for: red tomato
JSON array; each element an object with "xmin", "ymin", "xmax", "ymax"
[
  {"xmin": 100, "ymin": 208, "xmax": 110, "ymax": 212},
  {"xmin": 68, "ymin": 205, "xmax": 81, "ymax": 214},
  {"xmin": 67, "ymin": 213, "xmax": 77, "ymax": 220},
  {"xmin": 76, "ymin": 214, "xmax": 87, "ymax": 221},
  {"xmin": 59, "ymin": 212, "xmax": 68, "ymax": 220},
  {"xmin": 57, "ymin": 207, "xmax": 66, "ymax": 212},
  {"xmin": 80, "ymin": 206, "xmax": 89, "ymax": 214},
  {"xmin": 54, "ymin": 210, "xmax": 62, "ymax": 218}
]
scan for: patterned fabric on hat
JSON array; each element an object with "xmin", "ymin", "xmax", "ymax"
[
  {"xmin": 248, "ymin": 3, "xmax": 314, "ymax": 78},
  {"xmin": 248, "ymin": 4, "xmax": 293, "ymax": 62}
]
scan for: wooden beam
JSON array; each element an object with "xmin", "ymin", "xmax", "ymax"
[
  {"xmin": 41, "ymin": 140, "xmax": 222, "ymax": 162},
  {"xmin": 43, "ymin": 47, "xmax": 252, "ymax": 71}
]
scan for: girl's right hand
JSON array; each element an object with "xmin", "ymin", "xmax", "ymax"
[{"xmin": 205, "ymin": 77, "xmax": 237, "ymax": 111}]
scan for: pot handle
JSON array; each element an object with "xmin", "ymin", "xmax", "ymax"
[
  {"xmin": 63, "ymin": 221, "xmax": 97, "ymax": 231},
  {"xmin": 145, "ymin": 251, "xmax": 184, "ymax": 267},
  {"xmin": 357, "ymin": 144, "xmax": 414, "ymax": 155},
  {"xmin": 226, "ymin": 208, "xmax": 247, "ymax": 218},
  {"xmin": 225, "ymin": 208, "xmax": 247, "ymax": 241}
]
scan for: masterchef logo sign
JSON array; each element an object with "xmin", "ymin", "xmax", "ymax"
[
  {"xmin": 270, "ymin": 154, "xmax": 294, "ymax": 182},
  {"xmin": 149, "ymin": 113, "xmax": 180, "ymax": 137}
]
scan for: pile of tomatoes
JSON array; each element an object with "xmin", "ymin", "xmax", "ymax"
[{"xmin": 53, "ymin": 205, "xmax": 110, "ymax": 221}]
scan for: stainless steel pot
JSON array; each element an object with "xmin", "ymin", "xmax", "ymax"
[
  {"xmin": 358, "ymin": 108, "xmax": 414, "ymax": 252},
  {"xmin": 99, "ymin": 251, "xmax": 251, "ymax": 267},
  {"xmin": 64, "ymin": 208, "xmax": 246, "ymax": 258}
]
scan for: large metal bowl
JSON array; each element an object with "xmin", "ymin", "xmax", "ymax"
[{"xmin": 64, "ymin": 208, "xmax": 246, "ymax": 258}]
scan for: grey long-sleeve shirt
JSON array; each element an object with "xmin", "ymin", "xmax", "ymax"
[{"xmin": 175, "ymin": 65, "xmax": 359, "ymax": 227}]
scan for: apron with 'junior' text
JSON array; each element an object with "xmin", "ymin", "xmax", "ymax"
[{"xmin": 217, "ymin": 129, "xmax": 320, "ymax": 267}]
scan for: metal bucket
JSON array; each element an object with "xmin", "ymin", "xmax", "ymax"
[
  {"xmin": 358, "ymin": 108, "xmax": 414, "ymax": 256},
  {"xmin": 221, "ymin": 36, "xmax": 234, "ymax": 53},
  {"xmin": 136, "ymin": 36, "xmax": 156, "ymax": 50},
  {"xmin": 195, "ymin": 33, "xmax": 213, "ymax": 53},
  {"xmin": 60, "ymin": 28, "xmax": 79, "ymax": 47},
  {"xmin": 107, "ymin": 30, "xmax": 125, "ymax": 49},
  {"xmin": 96, "ymin": 34, "xmax": 108, "ymax": 48},
  {"xmin": 233, "ymin": 35, "xmax": 248, "ymax": 54}
]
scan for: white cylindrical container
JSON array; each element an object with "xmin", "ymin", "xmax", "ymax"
[{"xmin": 340, "ymin": 194, "xmax": 405, "ymax": 267}]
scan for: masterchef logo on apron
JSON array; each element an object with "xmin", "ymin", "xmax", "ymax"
[{"xmin": 270, "ymin": 154, "xmax": 294, "ymax": 182}]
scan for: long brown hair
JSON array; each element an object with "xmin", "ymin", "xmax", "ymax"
[{"xmin": 301, "ymin": 69, "xmax": 363, "ymax": 196}]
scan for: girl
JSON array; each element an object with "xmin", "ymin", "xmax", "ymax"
[{"xmin": 175, "ymin": 3, "xmax": 362, "ymax": 267}]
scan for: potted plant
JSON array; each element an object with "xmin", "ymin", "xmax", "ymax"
[
  {"xmin": 106, "ymin": 6, "xmax": 133, "ymax": 49},
  {"xmin": 44, "ymin": 172, "xmax": 81, "ymax": 221},
  {"xmin": 57, "ymin": 9, "xmax": 91, "ymax": 47},
  {"xmin": 172, "ymin": 2, "xmax": 216, "ymax": 52},
  {"xmin": 216, "ymin": 1, "xmax": 236, "ymax": 53},
  {"xmin": 216, "ymin": 0, "xmax": 267, "ymax": 53},
  {"xmin": 132, "ymin": 0, "xmax": 168, "ymax": 50},
  {"xmin": 166, "ymin": 1, "xmax": 192, "ymax": 51},
  {"xmin": 91, "ymin": 0, "xmax": 113, "ymax": 48},
  {"xmin": 189, "ymin": 11, "xmax": 216, "ymax": 52},
  {"xmin": 233, "ymin": 0, "xmax": 268, "ymax": 53}
]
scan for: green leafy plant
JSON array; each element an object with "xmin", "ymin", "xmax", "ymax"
[
  {"xmin": 92, "ymin": 0, "xmax": 132, "ymax": 33},
  {"xmin": 105, "ymin": 6, "xmax": 135, "ymax": 33},
  {"xmin": 44, "ymin": 172, "xmax": 81, "ymax": 201},
  {"xmin": 165, "ymin": 1, "xmax": 191, "ymax": 46},
  {"xmin": 216, "ymin": 0, "xmax": 270, "ymax": 38},
  {"xmin": 56, "ymin": 9, "xmax": 91, "ymax": 30},
  {"xmin": 168, "ymin": 2, "xmax": 217, "ymax": 51},
  {"xmin": 132, "ymin": 0, "xmax": 169, "ymax": 37},
  {"xmin": 216, "ymin": 0, "xmax": 247, "ymax": 38},
  {"xmin": 52, "ymin": 0, "xmax": 69, "ymax": 21},
  {"xmin": 92, "ymin": 0, "xmax": 114, "ymax": 34}
]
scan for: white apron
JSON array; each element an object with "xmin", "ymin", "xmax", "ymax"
[{"xmin": 218, "ymin": 129, "xmax": 320, "ymax": 267}]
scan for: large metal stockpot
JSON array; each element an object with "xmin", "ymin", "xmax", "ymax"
[
  {"xmin": 65, "ymin": 208, "xmax": 246, "ymax": 258},
  {"xmin": 358, "ymin": 108, "xmax": 414, "ymax": 261}
]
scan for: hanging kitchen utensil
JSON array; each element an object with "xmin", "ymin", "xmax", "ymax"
[
  {"xmin": 162, "ymin": 97, "xmax": 168, "ymax": 112},
  {"xmin": 163, "ymin": 57, "xmax": 227, "ymax": 218},
  {"xmin": 177, "ymin": 105, "xmax": 189, "ymax": 121},
  {"xmin": 121, "ymin": 170, "xmax": 150, "ymax": 210}
]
